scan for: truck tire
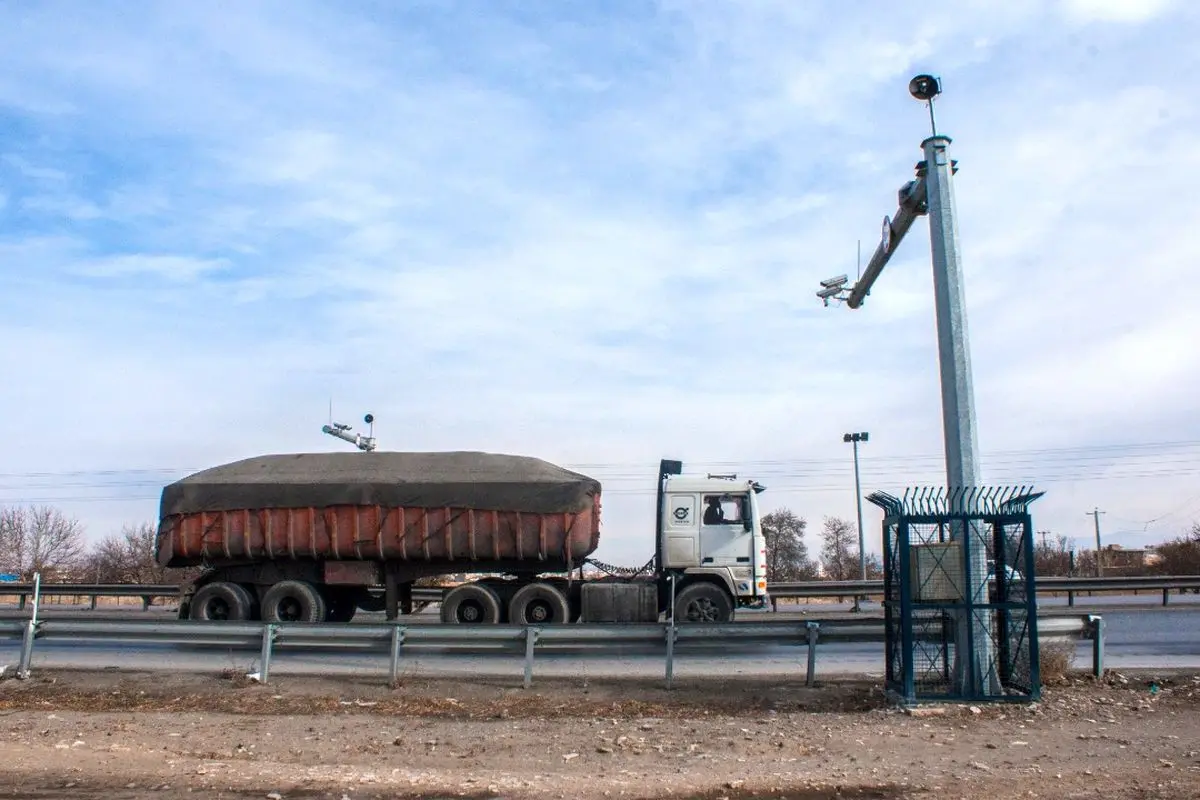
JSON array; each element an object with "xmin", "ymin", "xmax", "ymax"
[
  {"xmin": 673, "ymin": 582, "xmax": 733, "ymax": 623},
  {"xmin": 322, "ymin": 587, "xmax": 358, "ymax": 623},
  {"xmin": 261, "ymin": 580, "xmax": 327, "ymax": 624},
  {"xmin": 508, "ymin": 581, "xmax": 571, "ymax": 625},
  {"xmin": 440, "ymin": 583, "xmax": 502, "ymax": 624},
  {"xmin": 188, "ymin": 581, "xmax": 254, "ymax": 622}
]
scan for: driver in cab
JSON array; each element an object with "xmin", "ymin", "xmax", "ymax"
[{"xmin": 703, "ymin": 496, "xmax": 740, "ymax": 526}]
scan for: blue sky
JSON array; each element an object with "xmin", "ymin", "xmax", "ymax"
[{"xmin": 2, "ymin": 0, "xmax": 1199, "ymax": 565}]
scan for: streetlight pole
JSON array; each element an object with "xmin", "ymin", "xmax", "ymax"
[{"xmin": 844, "ymin": 431, "xmax": 869, "ymax": 612}]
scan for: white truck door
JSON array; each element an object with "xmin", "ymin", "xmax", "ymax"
[
  {"xmin": 662, "ymin": 493, "xmax": 700, "ymax": 568},
  {"xmin": 699, "ymin": 493, "xmax": 753, "ymax": 566}
]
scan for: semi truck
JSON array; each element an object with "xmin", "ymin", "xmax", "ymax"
[{"xmin": 155, "ymin": 451, "xmax": 770, "ymax": 624}]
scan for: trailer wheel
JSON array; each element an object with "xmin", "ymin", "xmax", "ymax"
[
  {"xmin": 261, "ymin": 580, "xmax": 327, "ymax": 624},
  {"xmin": 188, "ymin": 582, "xmax": 254, "ymax": 622},
  {"xmin": 674, "ymin": 582, "xmax": 733, "ymax": 623},
  {"xmin": 322, "ymin": 587, "xmax": 358, "ymax": 623},
  {"xmin": 509, "ymin": 581, "xmax": 571, "ymax": 625},
  {"xmin": 440, "ymin": 583, "xmax": 502, "ymax": 624}
]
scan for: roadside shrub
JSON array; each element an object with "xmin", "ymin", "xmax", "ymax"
[{"xmin": 1039, "ymin": 639, "xmax": 1077, "ymax": 685}]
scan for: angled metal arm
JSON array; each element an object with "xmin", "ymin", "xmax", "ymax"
[{"xmin": 846, "ymin": 175, "xmax": 928, "ymax": 309}]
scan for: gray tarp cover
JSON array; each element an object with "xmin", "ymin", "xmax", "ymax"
[{"xmin": 159, "ymin": 451, "xmax": 602, "ymax": 518}]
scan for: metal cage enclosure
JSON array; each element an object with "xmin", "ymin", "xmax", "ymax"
[{"xmin": 870, "ymin": 486, "xmax": 1043, "ymax": 705}]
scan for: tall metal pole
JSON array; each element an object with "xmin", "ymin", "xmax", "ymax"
[
  {"xmin": 844, "ymin": 432, "xmax": 869, "ymax": 612},
  {"xmin": 923, "ymin": 132, "xmax": 992, "ymax": 696},
  {"xmin": 854, "ymin": 437, "xmax": 866, "ymax": 582},
  {"xmin": 924, "ymin": 134, "xmax": 981, "ymax": 490}
]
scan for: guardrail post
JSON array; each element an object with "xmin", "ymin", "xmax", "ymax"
[
  {"xmin": 17, "ymin": 619, "xmax": 39, "ymax": 678},
  {"xmin": 17, "ymin": 574, "xmax": 42, "ymax": 678},
  {"xmin": 259, "ymin": 623, "xmax": 277, "ymax": 684},
  {"xmin": 388, "ymin": 625, "xmax": 406, "ymax": 686},
  {"xmin": 18, "ymin": 594, "xmax": 26, "ymax": 611},
  {"xmin": 805, "ymin": 621, "xmax": 820, "ymax": 687},
  {"xmin": 665, "ymin": 574, "xmax": 677, "ymax": 690},
  {"xmin": 1088, "ymin": 615, "xmax": 1104, "ymax": 678},
  {"xmin": 141, "ymin": 595, "xmax": 152, "ymax": 611},
  {"xmin": 523, "ymin": 627, "xmax": 540, "ymax": 689},
  {"xmin": 1162, "ymin": 588, "xmax": 1169, "ymax": 607},
  {"xmin": 1067, "ymin": 590, "xmax": 1075, "ymax": 607},
  {"xmin": 664, "ymin": 622, "xmax": 677, "ymax": 690},
  {"xmin": 89, "ymin": 595, "xmax": 98, "ymax": 610}
]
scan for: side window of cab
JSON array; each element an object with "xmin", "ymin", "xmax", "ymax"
[{"xmin": 702, "ymin": 494, "xmax": 745, "ymax": 526}]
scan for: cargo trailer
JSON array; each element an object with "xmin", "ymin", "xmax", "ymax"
[{"xmin": 156, "ymin": 452, "xmax": 769, "ymax": 624}]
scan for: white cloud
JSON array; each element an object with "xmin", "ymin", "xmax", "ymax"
[
  {"xmin": 0, "ymin": 1, "xmax": 1197, "ymax": 563},
  {"xmin": 1061, "ymin": 0, "xmax": 1178, "ymax": 23},
  {"xmin": 68, "ymin": 254, "xmax": 232, "ymax": 282}
]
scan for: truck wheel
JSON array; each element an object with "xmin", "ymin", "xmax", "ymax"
[
  {"xmin": 673, "ymin": 583, "xmax": 733, "ymax": 623},
  {"xmin": 323, "ymin": 588, "xmax": 358, "ymax": 623},
  {"xmin": 509, "ymin": 581, "xmax": 571, "ymax": 625},
  {"xmin": 261, "ymin": 580, "xmax": 327, "ymax": 624},
  {"xmin": 440, "ymin": 583, "xmax": 502, "ymax": 624},
  {"xmin": 188, "ymin": 582, "xmax": 254, "ymax": 622}
]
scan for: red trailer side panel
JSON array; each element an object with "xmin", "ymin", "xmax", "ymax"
[{"xmin": 156, "ymin": 494, "xmax": 602, "ymax": 568}]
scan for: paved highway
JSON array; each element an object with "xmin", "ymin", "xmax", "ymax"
[{"xmin": 2, "ymin": 606, "xmax": 1197, "ymax": 682}]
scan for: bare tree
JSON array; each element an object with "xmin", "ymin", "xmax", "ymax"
[
  {"xmin": 86, "ymin": 522, "xmax": 164, "ymax": 583},
  {"xmin": 1032, "ymin": 532, "xmax": 1074, "ymax": 576},
  {"xmin": 761, "ymin": 508, "xmax": 816, "ymax": 581},
  {"xmin": 0, "ymin": 505, "xmax": 87, "ymax": 580},
  {"xmin": 820, "ymin": 516, "xmax": 858, "ymax": 581},
  {"xmin": 1151, "ymin": 523, "xmax": 1200, "ymax": 576},
  {"xmin": 0, "ymin": 506, "xmax": 27, "ymax": 576}
]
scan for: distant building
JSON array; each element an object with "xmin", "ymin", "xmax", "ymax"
[{"xmin": 1099, "ymin": 544, "xmax": 1148, "ymax": 575}]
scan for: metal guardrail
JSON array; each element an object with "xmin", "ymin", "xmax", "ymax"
[
  {"xmin": 767, "ymin": 575, "xmax": 1200, "ymax": 608},
  {"xmin": 0, "ymin": 613, "xmax": 1101, "ymax": 690},
  {"xmin": 2, "ymin": 575, "xmax": 1196, "ymax": 612}
]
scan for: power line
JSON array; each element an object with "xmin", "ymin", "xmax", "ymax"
[{"xmin": 3, "ymin": 436, "xmax": 1200, "ymax": 480}]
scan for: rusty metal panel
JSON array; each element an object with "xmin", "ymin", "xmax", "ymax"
[
  {"xmin": 324, "ymin": 560, "xmax": 383, "ymax": 585},
  {"xmin": 157, "ymin": 494, "xmax": 602, "ymax": 569}
]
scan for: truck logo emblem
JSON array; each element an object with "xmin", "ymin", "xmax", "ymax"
[{"xmin": 673, "ymin": 507, "xmax": 689, "ymax": 520}]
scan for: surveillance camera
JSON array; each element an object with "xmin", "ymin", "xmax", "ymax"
[
  {"xmin": 909, "ymin": 74, "xmax": 941, "ymax": 101},
  {"xmin": 817, "ymin": 285, "xmax": 844, "ymax": 300},
  {"xmin": 820, "ymin": 274, "xmax": 849, "ymax": 289},
  {"xmin": 364, "ymin": 413, "xmax": 374, "ymax": 424}
]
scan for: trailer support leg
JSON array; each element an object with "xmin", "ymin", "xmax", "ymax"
[
  {"xmin": 400, "ymin": 582, "xmax": 413, "ymax": 616},
  {"xmin": 384, "ymin": 564, "xmax": 399, "ymax": 621}
]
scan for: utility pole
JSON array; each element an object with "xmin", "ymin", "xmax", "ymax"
[
  {"xmin": 844, "ymin": 432, "xmax": 869, "ymax": 612},
  {"xmin": 1088, "ymin": 507, "xmax": 1105, "ymax": 577}
]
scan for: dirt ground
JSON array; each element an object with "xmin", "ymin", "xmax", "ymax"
[{"xmin": 0, "ymin": 666, "xmax": 1197, "ymax": 800}]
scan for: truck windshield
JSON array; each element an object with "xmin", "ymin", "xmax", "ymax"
[{"xmin": 702, "ymin": 494, "xmax": 748, "ymax": 526}]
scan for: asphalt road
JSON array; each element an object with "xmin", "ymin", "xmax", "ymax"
[{"xmin": 1, "ymin": 605, "xmax": 1197, "ymax": 682}]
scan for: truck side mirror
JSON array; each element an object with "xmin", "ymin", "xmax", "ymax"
[{"xmin": 743, "ymin": 517, "xmax": 753, "ymax": 532}]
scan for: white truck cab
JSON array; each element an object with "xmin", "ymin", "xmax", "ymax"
[{"xmin": 655, "ymin": 460, "xmax": 769, "ymax": 620}]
